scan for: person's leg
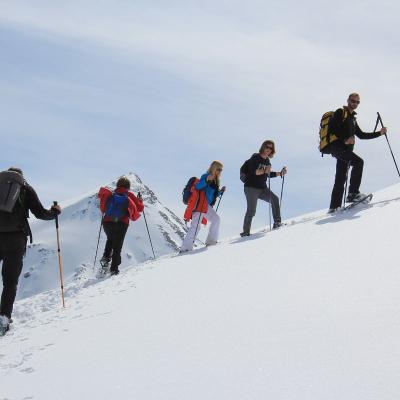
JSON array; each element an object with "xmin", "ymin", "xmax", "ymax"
[
  {"xmin": 329, "ymin": 152, "xmax": 349, "ymax": 209},
  {"xmin": 259, "ymin": 187, "xmax": 281, "ymax": 223},
  {"xmin": 110, "ymin": 222, "xmax": 128, "ymax": 273},
  {"xmin": 0, "ymin": 233, "xmax": 26, "ymax": 319},
  {"xmin": 242, "ymin": 187, "xmax": 260, "ymax": 234},
  {"xmin": 348, "ymin": 153, "xmax": 364, "ymax": 196},
  {"xmin": 205, "ymin": 207, "xmax": 220, "ymax": 246},
  {"xmin": 181, "ymin": 212, "xmax": 202, "ymax": 251},
  {"xmin": 101, "ymin": 222, "xmax": 113, "ymax": 262},
  {"xmin": 330, "ymin": 148, "xmax": 364, "ymax": 207}
]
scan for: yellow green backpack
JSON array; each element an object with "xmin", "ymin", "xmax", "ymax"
[{"xmin": 319, "ymin": 107, "xmax": 348, "ymax": 154}]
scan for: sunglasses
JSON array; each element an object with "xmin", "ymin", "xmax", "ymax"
[
  {"xmin": 349, "ymin": 99, "xmax": 360, "ymax": 104},
  {"xmin": 266, "ymin": 146, "xmax": 274, "ymax": 150},
  {"xmin": 216, "ymin": 168, "xmax": 223, "ymax": 172}
]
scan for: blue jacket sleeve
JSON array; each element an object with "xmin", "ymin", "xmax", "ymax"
[{"xmin": 195, "ymin": 173, "xmax": 209, "ymax": 190}]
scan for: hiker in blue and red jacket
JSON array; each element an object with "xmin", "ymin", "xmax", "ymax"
[{"xmin": 98, "ymin": 176, "xmax": 144, "ymax": 275}]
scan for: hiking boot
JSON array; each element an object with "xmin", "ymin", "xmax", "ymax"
[
  {"xmin": 0, "ymin": 315, "xmax": 10, "ymax": 336},
  {"xmin": 240, "ymin": 232, "xmax": 250, "ymax": 237},
  {"xmin": 328, "ymin": 207, "xmax": 340, "ymax": 214},
  {"xmin": 100, "ymin": 257, "xmax": 111, "ymax": 269},
  {"xmin": 273, "ymin": 222, "xmax": 284, "ymax": 229},
  {"xmin": 346, "ymin": 192, "xmax": 367, "ymax": 203},
  {"xmin": 110, "ymin": 269, "xmax": 119, "ymax": 276}
]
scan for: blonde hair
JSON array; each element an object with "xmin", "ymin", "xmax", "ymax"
[{"xmin": 207, "ymin": 160, "xmax": 223, "ymax": 186}]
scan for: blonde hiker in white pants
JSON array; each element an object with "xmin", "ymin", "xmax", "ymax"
[{"xmin": 181, "ymin": 161, "xmax": 226, "ymax": 252}]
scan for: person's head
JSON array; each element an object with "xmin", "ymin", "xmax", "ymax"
[
  {"xmin": 8, "ymin": 167, "xmax": 23, "ymax": 177},
  {"xmin": 207, "ymin": 160, "xmax": 224, "ymax": 177},
  {"xmin": 259, "ymin": 140, "xmax": 276, "ymax": 158},
  {"xmin": 116, "ymin": 176, "xmax": 131, "ymax": 189},
  {"xmin": 347, "ymin": 93, "xmax": 360, "ymax": 111}
]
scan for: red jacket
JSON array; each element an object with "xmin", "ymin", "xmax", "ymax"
[
  {"xmin": 183, "ymin": 179, "xmax": 208, "ymax": 225},
  {"xmin": 98, "ymin": 187, "xmax": 144, "ymax": 225}
]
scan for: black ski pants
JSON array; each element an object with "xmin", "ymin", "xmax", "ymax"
[
  {"xmin": 102, "ymin": 222, "xmax": 128, "ymax": 272},
  {"xmin": 330, "ymin": 147, "xmax": 364, "ymax": 209},
  {"xmin": 0, "ymin": 232, "xmax": 27, "ymax": 318}
]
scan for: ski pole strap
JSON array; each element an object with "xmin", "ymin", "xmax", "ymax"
[{"xmin": 373, "ymin": 113, "xmax": 380, "ymax": 133}]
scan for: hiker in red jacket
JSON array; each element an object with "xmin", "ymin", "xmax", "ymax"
[
  {"xmin": 98, "ymin": 176, "xmax": 144, "ymax": 275},
  {"xmin": 180, "ymin": 161, "xmax": 226, "ymax": 252}
]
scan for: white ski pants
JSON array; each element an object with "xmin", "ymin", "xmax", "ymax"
[{"xmin": 181, "ymin": 207, "xmax": 220, "ymax": 251}]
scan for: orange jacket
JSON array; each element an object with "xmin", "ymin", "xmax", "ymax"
[
  {"xmin": 183, "ymin": 179, "xmax": 208, "ymax": 224},
  {"xmin": 98, "ymin": 187, "xmax": 144, "ymax": 224}
]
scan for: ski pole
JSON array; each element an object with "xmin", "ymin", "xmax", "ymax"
[
  {"xmin": 343, "ymin": 162, "xmax": 350, "ymax": 207},
  {"xmin": 139, "ymin": 192, "xmax": 156, "ymax": 259},
  {"xmin": 215, "ymin": 189, "xmax": 225, "ymax": 212},
  {"xmin": 268, "ymin": 174, "xmax": 272, "ymax": 231},
  {"xmin": 279, "ymin": 169, "xmax": 286, "ymax": 210},
  {"xmin": 93, "ymin": 214, "xmax": 104, "ymax": 268},
  {"xmin": 376, "ymin": 112, "xmax": 400, "ymax": 178},
  {"xmin": 53, "ymin": 201, "xmax": 65, "ymax": 308},
  {"xmin": 192, "ymin": 192, "xmax": 206, "ymax": 246}
]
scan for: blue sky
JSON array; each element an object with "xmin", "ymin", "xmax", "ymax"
[{"xmin": 1, "ymin": 1, "xmax": 399, "ymax": 235}]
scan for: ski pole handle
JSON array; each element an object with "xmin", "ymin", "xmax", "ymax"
[
  {"xmin": 53, "ymin": 201, "xmax": 59, "ymax": 228},
  {"xmin": 377, "ymin": 112, "xmax": 388, "ymax": 134}
]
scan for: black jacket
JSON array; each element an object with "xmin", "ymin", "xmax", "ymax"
[
  {"xmin": 328, "ymin": 107, "xmax": 380, "ymax": 151},
  {"xmin": 0, "ymin": 183, "xmax": 57, "ymax": 237},
  {"xmin": 244, "ymin": 153, "xmax": 278, "ymax": 189}
]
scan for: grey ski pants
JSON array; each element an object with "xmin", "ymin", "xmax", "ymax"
[{"xmin": 243, "ymin": 186, "xmax": 281, "ymax": 233}]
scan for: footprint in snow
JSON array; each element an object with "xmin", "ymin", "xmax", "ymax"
[{"xmin": 20, "ymin": 367, "xmax": 35, "ymax": 374}]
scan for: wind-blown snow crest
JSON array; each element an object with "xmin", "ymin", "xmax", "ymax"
[{"xmin": 1, "ymin": 184, "xmax": 400, "ymax": 400}]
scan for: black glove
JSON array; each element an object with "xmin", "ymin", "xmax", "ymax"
[{"xmin": 51, "ymin": 205, "xmax": 61, "ymax": 215}]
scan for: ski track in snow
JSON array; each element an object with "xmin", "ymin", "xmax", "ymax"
[{"xmin": 1, "ymin": 185, "xmax": 400, "ymax": 399}]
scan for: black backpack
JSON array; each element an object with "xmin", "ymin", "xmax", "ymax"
[
  {"xmin": 240, "ymin": 159, "xmax": 250, "ymax": 183},
  {"xmin": 182, "ymin": 177, "xmax": 198, "ymax": 205},
  {"xmin": 0, "ymin": 171, "xmax": 31, "ymax": 239},
  {"xmin": 0, "ymin": 171, "xmax": 24, "ymax": 212}
]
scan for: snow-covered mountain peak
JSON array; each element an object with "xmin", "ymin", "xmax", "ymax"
[{"xmin": 15, "ymin": 172, "xmax": 187, "ymax": 299}]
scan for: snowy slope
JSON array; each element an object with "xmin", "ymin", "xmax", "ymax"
[
  {"xmin": 14, "ymin": 173, "xmax": 188, "ymax": 299},
  {"xmin": 1, "ymin": 185, "xmax": 400, "ymax": 400}
]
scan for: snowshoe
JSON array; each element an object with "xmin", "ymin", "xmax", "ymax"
[
  {"xmin": 347, "ymin": 192, "xmax": 368, "ymax": 203},
  {"xmin": 344, "ymin": 193, "xmax": 373, "ymax": 210},
  {"xmin": 273, "ymin": 222, "xmax": 286, "ymax": 229}
]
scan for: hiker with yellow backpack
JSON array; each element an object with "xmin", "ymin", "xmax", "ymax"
[{"xmin": 319, "ymin": 93, "xmax": 387, "ymax": 213}]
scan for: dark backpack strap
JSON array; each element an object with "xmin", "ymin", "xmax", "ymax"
[{"xmin": 17, "ymin": 185, "xmax": 32, "ymax": 243}]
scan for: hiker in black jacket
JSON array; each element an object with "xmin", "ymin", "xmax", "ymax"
[
  {"xmin": 327, "ymin": 93, "xmax": 387, "ymax": 212},
  {"xmin": 0, "ymin": 168, "xmax": 61, "ymax": 335},
  {"xmin": 241, "ymin": 140, "xmax": 287, "ymax": 236}
]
